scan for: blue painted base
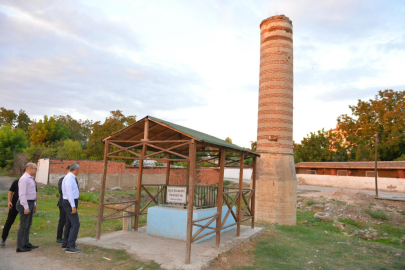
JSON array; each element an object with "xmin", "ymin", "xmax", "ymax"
[{"xmin": 146, "ymin": 206, "xmax": 236, "ymax": 243}]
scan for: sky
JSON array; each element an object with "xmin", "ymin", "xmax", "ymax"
[{"xmin": 1, "ymin": 0, "xmax": 404, "ymax": 148}]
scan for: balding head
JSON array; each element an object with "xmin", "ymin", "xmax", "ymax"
[{"xmin": 26, "ymin": 163, "xmax": 38, "ymax": 176}]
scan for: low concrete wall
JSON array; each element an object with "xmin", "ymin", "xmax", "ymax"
[
  {"xmin": 146, "ymin": 205, "xmax": 236, "ymax": 243},
  {"xmin": 297, "ymin": 174, "xmax": 405, "ymax": 192}
]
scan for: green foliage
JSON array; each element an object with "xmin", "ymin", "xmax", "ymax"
[
  {"xmin": 0, "ymin": 107, "xmax": 18, "ymax": 126},
  {"xmin": 365, "ymin": 209, "xmax": 389, "ymax": 220},
  {"xmin": 250, "ymin": 140, "xmax": 257, "ymax": 152},
  {"xmin": 305, "ymin": 199, "xmax": 316, "ymax": 206},
  {"xmin": 56, "ymin": 139, "xmax": 83, "ymax": 159},
  {"xmin": 24, "ymin": 142, "xmax": 62, "ymax": 163},
  {"xmin": 293, "ymin": 129, "xmax": 348, "ymax": 163},
  {"xmin": 28, "ymin": 115, "xmax": 70, "ymax": 146},
  {"xmin": 0, "ymin": 125, "xmax": 28, "ymax": 168},
  {"xmin": 394, "ymin": 154, "xmax": 405, "ymax": 161},
  {"xmin": 55, "ymin": 115, "xmax": 92, "ymax": 147},
  {"xmin": 223, "ymin": 180, "xmax": 231, "ymax": 186},
  {"xmin": 337, "ymin": 89, "xmax": 405, "ymax": 161},
  {"xmin": 338, "ymin": 218, "xmax": 362, "ymax": 228},
  {"xmin": 85, "ymin": 110, "xmax": 136, "ymax": 160},
  {"xmin": 16, "ymin": 109, "xmax": 31, "ymax": 131},
  {"xmin": 79, "ymin": 192, "xmax": 99, "ymax": 204}
]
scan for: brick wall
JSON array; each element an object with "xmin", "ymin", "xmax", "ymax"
[{"xmin": 49, "ymin": 159, "xmax": 219, "ymax": 188}]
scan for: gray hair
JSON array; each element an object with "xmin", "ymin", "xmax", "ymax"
[
  {"xmin": 26, "ymin": 163, "xmax": 36, "ymax": 170},
  {"xmin": 69, "ymin": 163, "xmax": 80, "ymax": 171}
]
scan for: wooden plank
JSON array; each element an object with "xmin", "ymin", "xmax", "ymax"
[
  {"xmin": 149, "ymin": 118, "xmax": 198, "ymax": 142},
  {"xmin": 96, "ymin": 141, "xmax": 110, "ymax": 239},
  {"xmin": 192, "ymin": 229, "xmax": 217, "ymax": 243},
  {"xmin": 134, "ymin": 140, "xmax": 146, "ymax": 230},
  {"xmin": 251, "ymin": 157, "xmax": 257, "ymax": 228},
  {"xmin": 185, "ymin": 139, "xmax": 196, "ymax": 264},
  {"xmin": 191, "ymin": 215, "xmax": 217, "ymax": 241},
  {"xmin": 237, "ymin": 153, "xmax": 244, "ymax": 237},
  {"xmin": 164, "ymin": 154, "xmax": 170, "ymax": 203},
  {"xmin": 142, "ymin": 186, "xmax": 158, "ymax": 204},
  {"xmin": 216, "ymin": 148, "xmax": 226, "ymax": 247},
  {"xmin": 144, "ymin": 142, "xmax": 190, "ymax": 159},
  {"xmin": 241, "ymin": 191, "xmax": 253, "ymax": 221},
  {"xmin": 192, "ymin": 213, "xmax": 218, "ymax": 223},
  {"xmin": 221, "ymin": 193, "xmax": 239, "ymax": 227},
  {"xmin": 144, "ymin": 119, "xmax": 149, "ymax": 140}
]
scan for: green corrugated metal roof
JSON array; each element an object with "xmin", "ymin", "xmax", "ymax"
[{"xmin": 148, "ymin": 116, "xmax": 259, "ymax": 156}]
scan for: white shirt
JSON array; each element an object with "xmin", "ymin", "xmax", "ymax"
[{"xmin": 62, "ymin": 172, "xmax": 79, "ymax": 207}]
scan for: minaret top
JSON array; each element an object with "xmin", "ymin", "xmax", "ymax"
[{"xmin": 260, "ymin": 15, "xmax": 292, "ymax": 28}]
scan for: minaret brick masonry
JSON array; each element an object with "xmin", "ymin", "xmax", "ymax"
[{"xmin": 256, "ymin": 15, "xmax": 297, "ymax": 225}]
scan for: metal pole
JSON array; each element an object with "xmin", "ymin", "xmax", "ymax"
[{"xmin": 374, "ymin": 132, "xmax": 378, "ymax": 197}]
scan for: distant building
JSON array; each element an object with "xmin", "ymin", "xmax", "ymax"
[{"xmin": 295, "ymin": 161, "xmax": 405, "ymax": 179}]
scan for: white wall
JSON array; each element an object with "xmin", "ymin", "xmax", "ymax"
[
  {"xmin": 297, "ymin": 174, "xmax": 405, "ymax": 192},
  {"xmin": 224, "ymin": 168, "xmax": 252, "ymax": 180},
  {"xmin": 36, "ymin": 158, "xmax": 50, "ymax": 185}
]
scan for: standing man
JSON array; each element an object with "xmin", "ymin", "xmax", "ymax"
[
  {"xmin": 1, "ymin": 179, "xmax": 19, "ymax": 246},
  {"xmin": 16, "ymin": 163, "xmax": 39, "ymax": 253},
  {"xmin": 62, "ymin": 163, "xmax": 81, "ymax": 253},
  {"xmin": 56, "ymin": 165, "xmax": 70, "ymax": 243}
]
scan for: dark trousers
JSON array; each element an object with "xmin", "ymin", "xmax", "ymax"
[
  {"xmin": 62, "ymin": 200, "xmax": 80, "ymax": 248},
  {"xmin": 57, "ymin": 206, "xmax": 66, "ymax": 240},
  {"xmin": 1, "ymin": 205, "xmax": 19, "ymax": 241},
  {"xmin": 16, "ymin": 200, "xmax": 35, "ymax": 249}
]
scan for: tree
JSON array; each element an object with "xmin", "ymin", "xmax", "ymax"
[
  {"xmin": 225, "ymin": 137, "xmax": 233, "ymax": 144},
  {"xmin": 250, "ymin": 141, "xmax": 257, "ymax": 152},
  {"xmin": 28, "ymin": 116, "xmax": 70, "ymax": 146},
  {"xmin": 0, "ymin": 125, "xmax": 28, "ymax": 168},
  {"xmin": 337, "ymin": 90, "xmax": 405, "ymax": 161},
  {"xmin": 0, "ymin": 107, "xmax": 17, "ymax": 127},
  {"xmin": 85, "ymin": 110, "xmax": 136, "ymax": 160},
  {"xmin": 16, "ymin": 110, "xmax": 31, "ymax": 131},
  {"xmin": 57, "ymin": 139, "xmax": 83, "ymax": 159},
  {"xmin": 294, "ymin": 129, "xmax": 332, "ymax": 163},
  {"xmin": 55, "ymin": 115, "xmax": 92, "ymax": 147}
]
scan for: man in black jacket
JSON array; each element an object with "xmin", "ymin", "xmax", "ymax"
[
  {"xmin": 1, "ymin": 179, "xmax": 19, "ymax": 247},
  {"xmin": 56, "ymin": 165, "xmax": 70, "ymax": 243}
]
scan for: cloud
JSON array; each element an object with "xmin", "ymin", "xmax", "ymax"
[{"xmin": 0, "ymin": 2, "xmax": 203, "ymax": 122}]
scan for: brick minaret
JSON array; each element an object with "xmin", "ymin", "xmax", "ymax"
[{"xmin": 256, "ymin": 15, "xmax": 297, "ymax": 225}]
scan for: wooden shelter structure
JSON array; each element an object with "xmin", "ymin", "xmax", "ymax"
[{"xmin": 95, "ymin": 116, "xmax": 260, "ymax": 264}]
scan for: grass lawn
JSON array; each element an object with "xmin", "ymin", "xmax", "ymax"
[
  {"xmin": 0, "ymin": 185, "xmax": 160, "ymax": 270},
  {"xmin": 1, "ymin": 185, "xmax": 404, "ymax": 270}
]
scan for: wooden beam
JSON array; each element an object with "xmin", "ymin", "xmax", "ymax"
[
  {"xmin": 237, "ymin": 153, "xmax": 244, "ymax": 237},
  {"xmin": 216, "ymin": 148, "xmax": 226, "ymax": 247},
  {"xmin": 144, "ymin": 119, "xmax": 149, "ymax": 140},
  {"xmin": 165, "ymin": 154, "xmax": 171, "ymax": 203},
  {"xmin": 251, "ymin": 157, "xmax": 257, "ymax": 228},
  {"xmin": 134, "ymin": 142, "xmax": 146, "ymax": 230},
  {"xmin": 185, "ymin": 139, "xmax": 196, "ymax": 264},
  {"xmin": 96, "ymin": 141, "xmax": 110, "ymax": 239}
]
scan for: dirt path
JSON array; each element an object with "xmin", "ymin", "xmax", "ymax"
[{"xmin": 0, "ymin": 176, "xmax": 15, "ymax": 194}]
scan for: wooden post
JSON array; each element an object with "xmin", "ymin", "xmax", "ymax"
[
  {"xmin": 185, "ymin": 139, "xmax": 196, "ymax": 264},
  {"xmin": 251, "ymin": 157, "xmax": 257, "ymax": 228},
  {"xmin": 374, "ymin": 132, "xmax": 379, "ymax": 197},
  {"xmin": 164, "ymin": 154, "xmax": 171, "ymax": 203},
  {"xmin": 96, "ymin": 141, "xmax": 110, "ymax": 239},
  {"xmin": 216, "ymin": 148, "xmax": 226, "ymax": 247},
  {"xmin": 134, "ymin": 119, "xmax": 149, "ymax": 230},
  {"xmin": 237, "ymin": 153, "xmax": 244, "ymax": 237}
]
